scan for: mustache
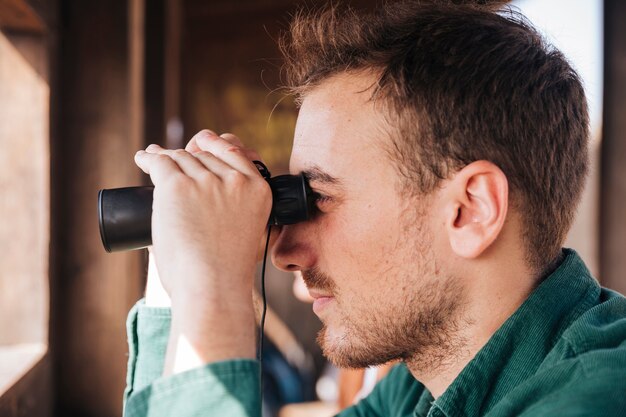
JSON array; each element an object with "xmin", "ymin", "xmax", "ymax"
[{"xmin": 301, "ymin": 267, "xmax": 337, "ymax": 293}]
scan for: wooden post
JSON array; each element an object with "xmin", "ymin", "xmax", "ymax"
[
  {"xmin": 49, "ymin": 0, "xmax": 145, "ymax": 415},
  {"xmin": 600, "ymin": 0, "xmax": 626, "ymax": 294}
]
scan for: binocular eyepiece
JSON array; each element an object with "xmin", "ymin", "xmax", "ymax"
[{"xmin": 98, "ymin": 162, "xmax": 314, "ymax": 252}]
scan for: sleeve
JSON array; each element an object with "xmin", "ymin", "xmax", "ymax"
[
  {"xmin": 123, "ymin": 300, "xmax": 262, "ymax": 417},
  {"xmin": 336, "ymin": 400, "xmax": 381, "ymax": 417},
  {"xmin": 517, "ymin": 366, "xmax": 626, "ymax": 416},
  {"xmin": 515, "ymin": 373, "xmax": 626, "ymax": 417}
]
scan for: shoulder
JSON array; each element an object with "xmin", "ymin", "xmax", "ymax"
[
  {"xmin": 565, "ymin": 287, "xmax": 626, "ymax": 385},
  {"xmin": 524, "ymin": 288, "xmax": 626, "ymax": 415},
  {"xmin": 559, "ymin": 286, "xmax": 626, "ymax": 359}
]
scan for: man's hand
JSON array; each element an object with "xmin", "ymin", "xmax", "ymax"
[{"xmin": 134, "ymin": 129, "xmax": 272, "ymax": 375}]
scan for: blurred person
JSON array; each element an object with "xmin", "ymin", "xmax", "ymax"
[{"xmin": 122, "ymin": 2, "xmax": 626, "ymax": 417}]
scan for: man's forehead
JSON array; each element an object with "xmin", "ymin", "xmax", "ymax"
[
  {"xmin": 289, "ymin": 124, "xmax": 376, "ymax": 181},
  {"xmin": 289, "ymin": 72, "xmax": 392, "ymax": 178}
]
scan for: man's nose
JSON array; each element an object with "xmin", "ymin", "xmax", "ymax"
[{"xmin": 271, "ymin": 224, "xmax": 315, "ymax": 272}]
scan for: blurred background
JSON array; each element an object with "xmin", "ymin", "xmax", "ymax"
[{"xmin": 0, "ymin": 0, "xmax": 624, "ymax": 416}]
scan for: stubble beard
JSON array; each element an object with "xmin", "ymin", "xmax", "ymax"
[{"xmin": 307, "ymin": 215, "xmax": 467, "ymax": 373}]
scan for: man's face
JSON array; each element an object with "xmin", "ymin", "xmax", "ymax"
[{"xmin": 272, "ymin": 72, "xmax": 464, "ymax": 369}]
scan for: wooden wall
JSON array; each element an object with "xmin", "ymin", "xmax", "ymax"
[
  {"xmin": 181, "ymin": 0, "xmax": 299, "ymax": 171},
  {"xmin": 1, "ymin": 0, "xmax": 624, "ymax": 416},
  {"xmin": 49, "ymin": 0, "xmax": 145, "ymax": 415},
  {"xmin": 600, "ymin": 0, "xmax": 626, "ymax": 294},
  {"xmin": 180, "ymin": 0, "xmax": 385, "ymax": 171}
]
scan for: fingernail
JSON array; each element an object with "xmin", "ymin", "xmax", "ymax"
[
  {"xmin": 146, "ymin": 144, "xmax": 160, "ymax": 151},
  {"xmin": 198, "ymin": 130, "xmax": 218, "ymax": 141}
]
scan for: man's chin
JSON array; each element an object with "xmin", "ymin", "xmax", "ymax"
[
  {"xmin": 317, "ymin": 325, "xmax": 342, "ymax": 362},
  {"xmin": 317, "ymin": 325, "xmax": 370, "ymax": 368},
  {"xmin": 317, "ymin": 324, "xmax": 405, "ymax": 369}
]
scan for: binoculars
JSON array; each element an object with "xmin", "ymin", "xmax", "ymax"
[{"xmin": 98, "ymin": 162, "xmax": 314, "ymax": 252}]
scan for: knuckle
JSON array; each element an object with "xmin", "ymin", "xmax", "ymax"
[
  {"xmin": 195, "ymin": 150, "xmax": 213, "ymax": 159},
  {"xmin": 153, "ymin": 153, "xmax": 171, "ymax": 164},
  {"xmin": 221, "ymin": 132, "xmax": 241, "ymax": 143},
  {"xmin": 195, "ymin": 169, "xmax": 213, "ymax": 183},
  {"xmin": 224, "ymin": 145, "xmax": 244, "ymax": 156},
  {"xmin": 226, "ymin": 169, "xmax": 246, "ymax": 185},
  {"xmin": 172, "ymin": 149, "xmax": 188, "ymax": 158},
  {"xmin": 253, "ymin": 178, "xmax": 272, "ymax": 197},
  {"xmin": 167, "ymin": 174, "xmax": 190, "ymax": 189}
]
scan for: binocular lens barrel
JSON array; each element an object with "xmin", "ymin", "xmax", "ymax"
[
  {"xmin": 98, "ymin": 187, "xmax": 155, "ymax": 252},
  {"xmin": 98, "ymin": 174, "xmax": 312, "ymax": 253}
]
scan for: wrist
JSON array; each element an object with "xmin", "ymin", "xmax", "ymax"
[
  {"xmin": 161, "ymin": 255, "xmax": 257, "ymax": 304},
  {"xmin": 163, "ymin": 300, "xmax": 257, "ymax": 376}
]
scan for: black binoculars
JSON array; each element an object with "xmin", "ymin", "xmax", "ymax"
[{"xmin": 98, "ymin": 162, "xmax": 314, "ymax": 252}]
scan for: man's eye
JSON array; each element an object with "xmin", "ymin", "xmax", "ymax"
[
  {"xmin": 312, "ymin": 193, "xmax": 333, "ymax": 213},
  {"xmin": 315, "ymin": 194, "xmax": 332, "ymax": 205}
]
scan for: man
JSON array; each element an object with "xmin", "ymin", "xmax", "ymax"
[{"xmin": 123, "ymin": 2, "xmax": 626, "ymax": 416}]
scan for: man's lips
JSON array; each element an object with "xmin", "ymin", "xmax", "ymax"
[
  {"xmin": 308, "ymin": 289, "xmax": 334, "ymax": 314},
  {"xmin": 308, "ymin": 289, "xmax": 333, "ymax": 300}
]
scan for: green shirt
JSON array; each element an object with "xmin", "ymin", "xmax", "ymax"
[{"xmin": 123, "ymin": 249, "xmax": 626, "ymax": 416}]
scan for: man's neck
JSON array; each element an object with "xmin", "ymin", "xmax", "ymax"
[{"xmin": 405, "ymin": 253, "xmax": 556, "ymax": 398}]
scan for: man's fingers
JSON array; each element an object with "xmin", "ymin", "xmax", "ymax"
[
  {"xmin": 184, "ymin": 130, "xmax": 218, "ymax": 153},
  {"xmin": 134, "ymin": 150, "xmax": 185, "ymax": 185},
  {"xmin": 185, "ymin": 130, "xmax": 246, "ymax": 149},
  {"xmin": 139, "ymin": 143, "xmax": 249, "ymax": 182},
  {"xmin": 192, "ymin": 130, "xmax": 260, "ymax": 176},
  {"xmin": 193, "ymin": 151, "xmax": 241, "ymax": 179},
  {"xmin": 185, "ymin": 130, "xmax": 264, "ymax": 173},
  {"xmin": 147, "ymin": 145, "xmax": 217, "ymax": 180},
  {"xmin": 218, "ymin": 132, "xmax": 245, "ymax": 147},
  {"xmin": 220, "ymin": 133, "xmax": 262, "ymax": 162}
]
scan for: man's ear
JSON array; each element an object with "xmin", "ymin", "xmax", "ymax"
[{"xmin": 443, "ymin": 160, "xmax": 508, "ymax": 259}]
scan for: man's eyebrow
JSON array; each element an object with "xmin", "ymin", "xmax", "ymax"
[{"xmin": 301, "ymin": 166, "xmax": 343, "ymax": 187}]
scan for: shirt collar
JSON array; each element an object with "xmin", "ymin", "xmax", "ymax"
[{"xmin": 430, "ymin": 249, "xmax": 600, "ymax": 417}]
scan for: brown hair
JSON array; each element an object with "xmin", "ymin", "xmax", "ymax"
[{"xmin": 279, "ymin": 1, "xmax": 589, "ymax": 273}]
